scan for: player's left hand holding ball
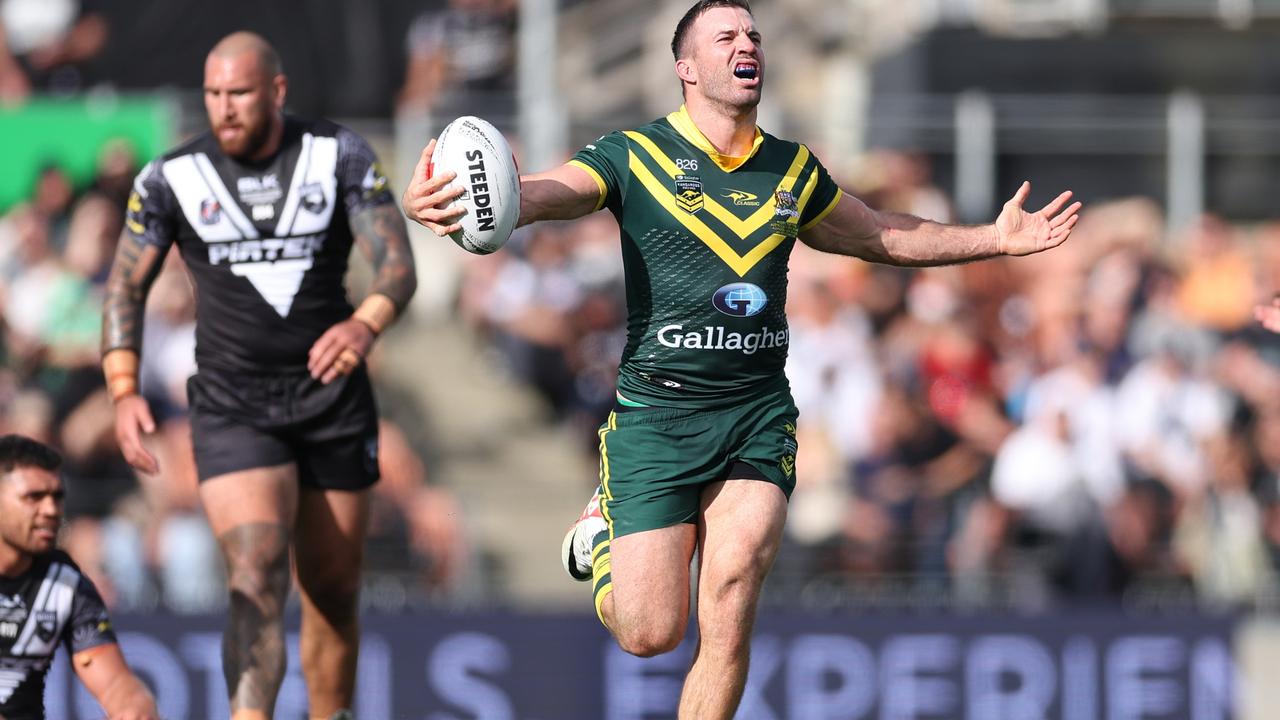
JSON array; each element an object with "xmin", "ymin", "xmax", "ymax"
[{"xmin": 402, "ymin": 138, "xmax": 467, "ymax": 238}]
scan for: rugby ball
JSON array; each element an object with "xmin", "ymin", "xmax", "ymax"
[{"xmin": 429, "ymin": 116, "xmax": 521, "ymax": 255}]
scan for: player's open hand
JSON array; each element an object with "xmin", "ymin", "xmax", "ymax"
[
  {"xmin": 994, "ymin": 181, "xmax": 1082, "ymax": 256},
  {"xmin": 113, "ymin": 395, "xmax": 159, "ymax": 474},
  {"xmin": 401, "ymin": 138, "xmax": 467, "ymax": 238},
  {"xmin": 1256, "ymin": 297, "xmax": 1280, "ymax": 333},
  {"xmin": 308, "ymin": 318, "xmax": 375, "ymax": 384}
]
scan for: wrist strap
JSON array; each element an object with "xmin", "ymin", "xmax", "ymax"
[
  {"xmin": 352, "ymin": 294, "xmax": 398, "ymax": 336},
  {"xmin": 102, "ymin": 349, "xmax": 140, "ymax": 403}
]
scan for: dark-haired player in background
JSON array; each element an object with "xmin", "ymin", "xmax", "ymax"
[
  {"xmin": 101, "ymin": 31, "xmax": 416, "ymax": 720},
  {"xmin": 405, "ymin": 0, "xmax": 1078, "ymax": 717},
  {"xmin": 0, "ymin": 434, "xmax": 157, "ymax": 720}
]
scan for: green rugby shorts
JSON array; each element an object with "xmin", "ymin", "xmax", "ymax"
[{"xmin": 597, "ymin": 388, "xmax": 799, "ymax": 539}]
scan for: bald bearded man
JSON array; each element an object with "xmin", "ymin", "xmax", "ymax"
[{"xmin": 102, "ymin": 32, "xmax": 417, "ymax": 720}]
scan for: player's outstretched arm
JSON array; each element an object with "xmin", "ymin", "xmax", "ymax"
[
  {"xmin": 72, "ymin": 644, "xmax": 159, "ymax": 720},
  {"xmin": 801, "ymin": 181, "xmax": 1081, "ymax": 266},
  {"xmin": 516, "ymin": 163, "xmax": 603, "ymax": 227},
  {"xmin": 101, "ymin": 230, "xmax": 167, "ymax": 474}
]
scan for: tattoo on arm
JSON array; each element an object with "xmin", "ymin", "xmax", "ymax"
[
  {"xmin": 351, "ymin": 203, "xmax": 417, "ymax": 309},
  {"xmin": 101, "ymin": 232, "xmax": 168, "ymax": 355}
]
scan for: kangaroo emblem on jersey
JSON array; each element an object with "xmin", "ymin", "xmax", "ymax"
[
  {"xmin": 675, "ymin": 175, "xmax": 703, "ymax": 213},
  {"xmin": 723, "ymin": 189, "xmax": 760, "ymax": 207}
]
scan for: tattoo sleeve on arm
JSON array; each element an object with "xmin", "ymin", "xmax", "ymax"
[
  {"xmin": 351, "ymin": 203, "xmax": 418, "ymax": 309},
  {"xmin": 101, "ymin": 232, "xmax": 168, "ymax": 355}
]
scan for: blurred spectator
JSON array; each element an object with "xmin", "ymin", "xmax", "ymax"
[
  {"xmin": 481, "ymin": 227, "xmax": 585, "ymax": 417},
  {"xmin": 1176, "ymin": 215, "xmax": 1256, "ymax": 333},
  {"xmin": 0, "ymin": 0, "xmax": 107, "ymax": 102},
  {"xmin": 1175, "ymin": 429, "xmax": 1275, "ymax": 607},
  {"xmin": 397, "ymin": 0, "xmax": 517, "ymax": 124},
  {"xmin": 88, "ymin": 138, "xmax": 139, "ymax": 210},
  {"xmin": 372, "ymin": 419, "xmax": 472, "ymax": 600},
  {"xmin": 855, "ymin": 151, "xmax": 953, "ymax": 223}
]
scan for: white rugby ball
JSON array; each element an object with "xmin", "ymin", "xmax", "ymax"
[{"xmin": 430, "ymin": 116, "xmax": 521, "ymax": 255}]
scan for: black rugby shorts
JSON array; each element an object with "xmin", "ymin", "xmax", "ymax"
[{"xmin": 187, "ymin": 365, "xmax": 380, "ymax": 490}]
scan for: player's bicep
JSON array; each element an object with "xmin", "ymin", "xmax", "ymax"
[
  {"xmin": 518, "ymin": 163, "xmax": 606, "ymax": 225},
  {"xmin": 799, "ymin": 191, "xmax": 884, "ymax": 258}
]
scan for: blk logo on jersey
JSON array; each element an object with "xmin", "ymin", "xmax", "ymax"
[
  {"xmin": 237, "ymin": 174, "xmax": 282, "ymax": 204},
  {"xmin": 200, "ymin": 199, "xmax": 222, "ymax": 225},
  {"xmin": 675, "ymin": 175, "xmax": 703, "ymax": 213},
  {"xmin": 712, "ymin": 282, "xmax": 768, "ymax": 317}
]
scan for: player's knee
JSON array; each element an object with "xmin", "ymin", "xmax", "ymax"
[
  {"xmin": 301, "ymin": 573, "xmax": 361, "ymax": 621},
  {"xmin": 616, "ymin": 627, "xmax": 683, "ymax": 658},
  {"xmin": 613, "ymin": 615, "xmax": 685, "ymax": 657},
  {"xmin": 220, "ymin": 524, "xmax": 291, "ymax": 610}
]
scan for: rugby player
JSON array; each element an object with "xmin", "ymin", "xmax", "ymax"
[
  {"xmin": 0, "ymin": 435, "xmax": 157, "ymax": 720},
  {"xmin": 102, "ymin": 32, "xmax": 416, "ymax": 720},
  {"xmin": 403, "ymin": 1, "xmax": 1080, "ymax": 717}
]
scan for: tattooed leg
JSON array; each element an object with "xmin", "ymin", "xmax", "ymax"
[
  {"xmin": 199, "ymin": 463, "xmax": 299, "ymax": 720},
  {"xmin": 220, "ymin": 522, "xmax": 291, "ymax": 718}
]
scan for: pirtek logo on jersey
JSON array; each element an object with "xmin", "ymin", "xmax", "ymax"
[{"xmin": 208, "ymin": 235, "xmax": 324, "ymax": 266}]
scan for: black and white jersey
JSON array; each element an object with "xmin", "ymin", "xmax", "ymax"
[
  {"xmin": 0, "ymin": 551, "xmax": 117, "ymax": 720},
  {"xmin": 124, "ymin": 116, "xmax": 396, "ymax": 373}
]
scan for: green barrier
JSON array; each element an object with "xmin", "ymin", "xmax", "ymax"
[{"xmin": 0, "ymin": 94, "xmax": 176, "ymax": 212}]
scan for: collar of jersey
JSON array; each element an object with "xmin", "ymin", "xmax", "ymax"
[{"xmin": 667, "ymin": 105, "xmax": 763, "ymax": 173}]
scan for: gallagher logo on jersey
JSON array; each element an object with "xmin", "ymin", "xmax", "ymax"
[{"xmin": 712, "ymin": 282, "xmax": 768, "ymax": 317}]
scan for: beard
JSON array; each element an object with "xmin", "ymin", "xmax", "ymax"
[
  {"xmin": 215, "ymin": 116, "xmax": 275, "ymax": 160},
  {"xmin": 702, "ymin": 68, "xmax": 763, "ymax": 114}
]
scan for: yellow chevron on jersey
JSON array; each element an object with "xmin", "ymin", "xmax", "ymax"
[
  {"xmin": 623, "ymin": 128, "xmax": 809, "ymax": 240},
  {"xmin": 624, "ymin": 151, "xmax": 789, "ymax": 277}
]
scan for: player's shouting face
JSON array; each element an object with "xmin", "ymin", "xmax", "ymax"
[
  {"xmin": 203, "ymin": 48, "xmax": 286, "ymax": 161},
  {"xmin": 677, "ymin": 5, "xmax": 764, "ymax": 112},
  {"xmin": 0, "ymin": 467, "xmax": 63, "ymax": 558}
]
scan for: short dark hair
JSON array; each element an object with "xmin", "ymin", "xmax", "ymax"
[
  {"xmin": 0, "ymin": 435, "xmax": 62, "ymax": 478},
  {"xmin": 671, "ymin": 0, "xmax": 753, "ymax": 60}
]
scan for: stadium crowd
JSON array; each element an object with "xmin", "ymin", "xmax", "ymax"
[
  {"xmin": 3, "ymin": 132, "xmax": 1280, "ymax": 615},
  {"xmin": 459, "ymin": 149, "xmax": 1280, "ymax": 612}
]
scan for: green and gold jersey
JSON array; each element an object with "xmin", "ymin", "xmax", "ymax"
[{"xmin": 570, "ymin": 106, "xmax": 842, "ymax": 408}]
